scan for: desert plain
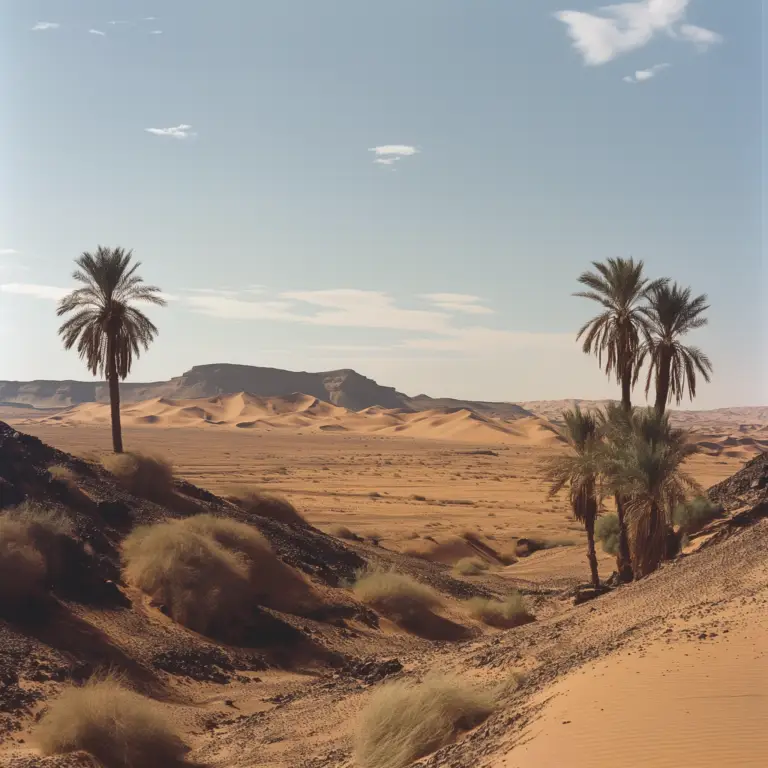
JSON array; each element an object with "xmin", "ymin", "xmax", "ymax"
[{"xmin": 0, "ymin": 392, "xmax": 766, "ymax": 768}]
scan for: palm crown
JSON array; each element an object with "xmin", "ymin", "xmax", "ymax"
[{"xmin": 57, "ymin": 247, "xmax": 167, "ymax": 378}]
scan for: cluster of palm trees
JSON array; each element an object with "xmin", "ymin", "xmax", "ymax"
[{"xmin": 549, "ymin": 257, "xmax": 712, "ymax": 585}]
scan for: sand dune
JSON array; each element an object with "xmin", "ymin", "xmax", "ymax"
[{"xmin": 16, "ymin": 392, "xmax": 569, "ymax": 445}]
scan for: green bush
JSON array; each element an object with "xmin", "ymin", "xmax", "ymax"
[
  {"xmin": 673, "ymin": 496, "xmax": 722, "ymax": 533},
  {"xmin": 595, "ymin": 514, "xmax": 620, "ymax": 556}
]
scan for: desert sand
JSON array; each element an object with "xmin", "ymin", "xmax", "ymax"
[{"xmin": 0, "ymin": 399, "xmax": 766, "ymax": 768}]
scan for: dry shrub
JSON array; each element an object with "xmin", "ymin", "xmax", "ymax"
[
  {"xmin": 673, "ymin": 496, "xmax": 722, "ymax": 534},
  {"xmin": 354, "ymin": 674, "xmax": 496, "ymax": 768},
  {"xmin": 102, "ymin": 452, "xmax": 174, "ymax": 499},
  {"xmin": 48, "ymin": 464, "xmax": 78, "ymax": 483},
  {"xmin": 466, "ymin": 592, "xmax": 534, "ymax": 629},
  {"xmin": 595, "ymin": 514, "xmax": 620, "ymax": 555},
  {"xmin": 228, "ymin": 487, "xmax": 306, "ymax": 526},
  {"xmin": 123, "ymin": 520, "xmax": 251, "ymax": 636},
  {"xmin": 329, "ymin": 524, "xmax": 357, "ymax": 540},
  {"xmin": 34, "ymin": 675, "xmax": 188, "ymax": 768},
  {"xmin": 453, "ymin": 557, "xmax": 489, "ymax": 576},
  {"xmin": 123, "ymin": 515, "xmax": 314, "ymax": 637},
  {"xmin": 353, "ymin": 569, "xmax": 441, "ymax": 620},
  {"xmin": 0, "ymin": 504, "xmax": 75, "ymax": 604}
]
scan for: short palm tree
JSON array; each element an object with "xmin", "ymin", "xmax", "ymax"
[
  {"xmin": 575, "ymin": 257, "xmax": 663, "ymax": 412},
  {"xmin": 605, "ymin": 409, "xmax": 700, "ymax": 577},
  {"xmin": 546, "ymin": 407, "xmax": 602, "ymax": 589},
  {"xmin": 639, "ymin": 282, "xmax": 712, "ymax": 415},
  {"xmin": 57, "ymin": 247, "xmax": 167, "ymax": 453}
]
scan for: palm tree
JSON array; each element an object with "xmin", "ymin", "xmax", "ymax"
[
  {"xmin": 546, "ymin": 407, "xmax": 602, "ymax": 589},
  {"xmin": 575, "ymin": 257, "xmax": 663, "ymax": 412},
  {"xmin": 57, "ymin": 247, "xmax": 166, "ymax": 453},
  {"xmin": 596, "ymin": 403, "xmax": 634, "ymax": 581},
  {"xmin": 639, "ymin": 282, "xmax": 712, "ymax": 415},
  {"xmin": 605, "ymin": 409, "xmax": 700, "ymax": 577}
]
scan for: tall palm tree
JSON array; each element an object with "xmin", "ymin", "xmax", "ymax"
[
  {"xmin": 605, "ymin": 409, "xmax": 700, "ymax": 577},
  {"xmin": 596, "ymin": 403, "xmax": 634, "ymax": 581},
  {"xmin": 639, "ymin": 282, "xmax": 712, "ymax": 415},
  {"xmin": 575, "ymin": 257, "xmax": 663, "ymax": 412},
  {"xmin": 546, "ymin": 407, "xmax": 602, "ymax": 589},
  {"xmin": 57, "ymin": 247, "xmax": 166, "ymax": 453}
]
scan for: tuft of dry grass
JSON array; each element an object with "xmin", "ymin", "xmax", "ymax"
[
  {"xmin": 227, "ymin": 487, "xmax": 306, "ymax": 526},
  {"xmin": 34, "ymin": 675, "xmax": 188, "ymax": 768},
  {"xmin": 353, "ymin": 569, "xmax": 442, "ymax": 619},
  {"xmin": 123, "ymin": 520, "xmax": 251, "ymax": 636},
  {"xmin": 0, "ymin": 503, "xmax": 75, "ymax": 607},
  {"xmin": 123, "ymin": 515, "xmax": 314, "ymax": 637},
  {"xmin": 453, "ymin": 557, "xmax": 489, "ymax": 576},
  {"xmin": 329, "ymin": 524, "xmax": 357, "ymax": 540},
  {"xmin": 48, "ymin": 464, "xmax": 78, "ymax": 483},
  {"xmin": 466, "ymin": 592, "xmax": 534, "ymax": 629},
  {"xmin": 354, "ymin": 674, "xmax": 496, "ymax": 768},
  {"xmin": 101, "ymin": 452, "xmax": 174, "ymax": 499}
]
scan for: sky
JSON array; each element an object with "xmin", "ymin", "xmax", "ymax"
[{"xmin": 0, "ymin": 0, "xmax": 764, "ymax": 408}]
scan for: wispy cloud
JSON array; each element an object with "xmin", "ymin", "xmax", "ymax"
[
  {"xmin": 369, "ymin": 145, "xmax": 419, "ymax": 168},
  {"xmin": 623, "ymin": 62, "xmax": 670, "ymax": 83},
  {"xmin": 150, "ymin": 30, "xmax": 163, "ymax": 35},
  {"xmin": 145, "ymin": 124, "xmax": 195, "ymax": 139},
  {"xmin": 554, "ymin": 0, "xmax": 722, "ymax": 65},
  {"xmin": 0, "ymin": 283, "xmax": 68, "ymax": 300},
  {"xmin": 677, "ymin": 23, "xmax": 723, "ymax": 49},
  {"xmin": 107, "ymin": 21, "xmax": 132, "ymax": 26},
  {"xmin": 32, "ymin": 22, "xmax": 59, "ymax": 31},
  {"xmin": 420, "ymin": 293, "xmax": 494, "ymax": 315},
  {"xmin": 89, "ymin": 29, "xmax": 106, "ymax": 36},
  {"xmin": 0, "ymin": 249, "xmax": 18, "ymax": 256},
  {"xmin": 144, "ymin": 17, "xmax": 157, "ymax": 21}
]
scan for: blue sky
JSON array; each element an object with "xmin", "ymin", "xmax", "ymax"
[{"xmin": 0, "ymin": 1, "xmax": 764, "ymax": 407}]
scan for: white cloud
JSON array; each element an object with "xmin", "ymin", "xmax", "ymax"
[
  {"xmin": 145, "ymin": 124, "xmax": 195, "ymax": 139},
  {"xmin": 623, "ymin": 62, "xmax": 670, "ymax": 83},
  {"xmin": 420, "ymin": 293, "xmax": 494, "ymax": 315},
  {"xmin": 400, "ymin": 327, "xmax": 573, "ymax": 353},
  {"xmin": 150, "ymin": 30, "xmax": 163, "ymax": 35},
  {"xmin": 369, "ymin": 145, "xmax": 419, "ymax": 167},
  {"xmin": 144, "ymin": 17, "xmax": 157, "ymax": 21},
  {"xmin": 555, "ymin": 0, "xmax": 722, "ymax": 65},
  {"xmin": 32, "ymin": 22, "xmax": 59, "ymax": 31},
  {"xmin": 0, "ymin": 283, "xmax": 68, "ymax": 300},
  {"xmin": 107, "ymin": 21, "xmax": 131, "ymax": 26},
  {"xmin": 184, "ymin": 295, "xmax": 298, "ymax": 321},
  {"xmin": 677, "ymin": 23, "xmax": 723, "ymax": 49},
  {"xmin": 0, "ymin": 249, "xmax": 18, "ymax": 256},
  {"xmin": 89, "ymin": 29, "xmax": 106, "ymax": 36}
]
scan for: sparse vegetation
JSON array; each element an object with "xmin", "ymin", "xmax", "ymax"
[
  {"xmin": 228, "ymin": 487, "xmax": 306, "ymax": 526},
  {"xmin": 102, "ymin": 452, "xmax": 174, "ymax": 499},
  {"xmin": 0, "ymin": 503, "xmax": 75, "ymax": 609},
  {"xmin": 354, "ymin": 674, "xmax": 496, "ymax": 768},
  {"xmin": 595, "ymin": 513, "xmax": 621, "ymax": 555},
  {"xmin": 48, "ymin": 464, "xmax": 78, "ymax": 482},
  {"xmin": 673, "ymin": 496, "xmax": 722, "ymax": 534},
  {"xmin": 466, "ymin": 592, "xmax": 533, "ymax": 628},
  {"xmin": 353, "ymin": 569, "xmax": 442, "ymax": 619},
  {"xmin": 453, "ymin": 557, "xmax": 489, "ymax": 576},
  {"xmin": 122, "ymin": 514, "xmax": 311, "ymax": 638},
  {"xmin": 34, "ymin": 675, "xmax": 187, "ymax": 768}
]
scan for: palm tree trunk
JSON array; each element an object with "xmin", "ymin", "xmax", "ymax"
[
  {"xmin": 615, "ymin": 495, "xmax": 633, "ymax": 582},
  {"xmin": 621, "ymin": 370, "xmax": 632, "ymax": 412},
  {"xmin": 584, "ymin": 515, "xmax": 600, "ymax": 590},
  {"xmin": 106, "ymin": 335, "xmax": 124, "ymax": 454},
  {"xmin": 654, "ymin": 347, "xmax": 672, "ymax": 415}
]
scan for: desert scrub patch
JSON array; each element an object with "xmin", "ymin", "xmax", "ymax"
[
  {"xmin": 101, "ymin": 452, "xmax": 174, "ymax": 499},
  {"xmin": 466, "ymin": 592, "xmax": 534, "ymax": 628},
  {"xmin": 673, "ymin": 496, "xmax": 723, "ymax": 534},
  {"xmin": 595, "ymin": 514, "xmax": 620, "ymax": 555},
  {"xmin": 34, "ymin": 675, "xmax": 188, "ymax": 768},
  {"xmin": 227, "ymin": 487, "xmax": 306, "ymax": 527},
  {"xmin": 453, "ymin": 557, "xmax": 489, "ymax": 577},
  {"xmin": 354, "ymin": 673, "xmax": 496, "ymax": 768},
  {"xmin": 352, "ymin": 569, "xmax": 442, "ymax": 620}
]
